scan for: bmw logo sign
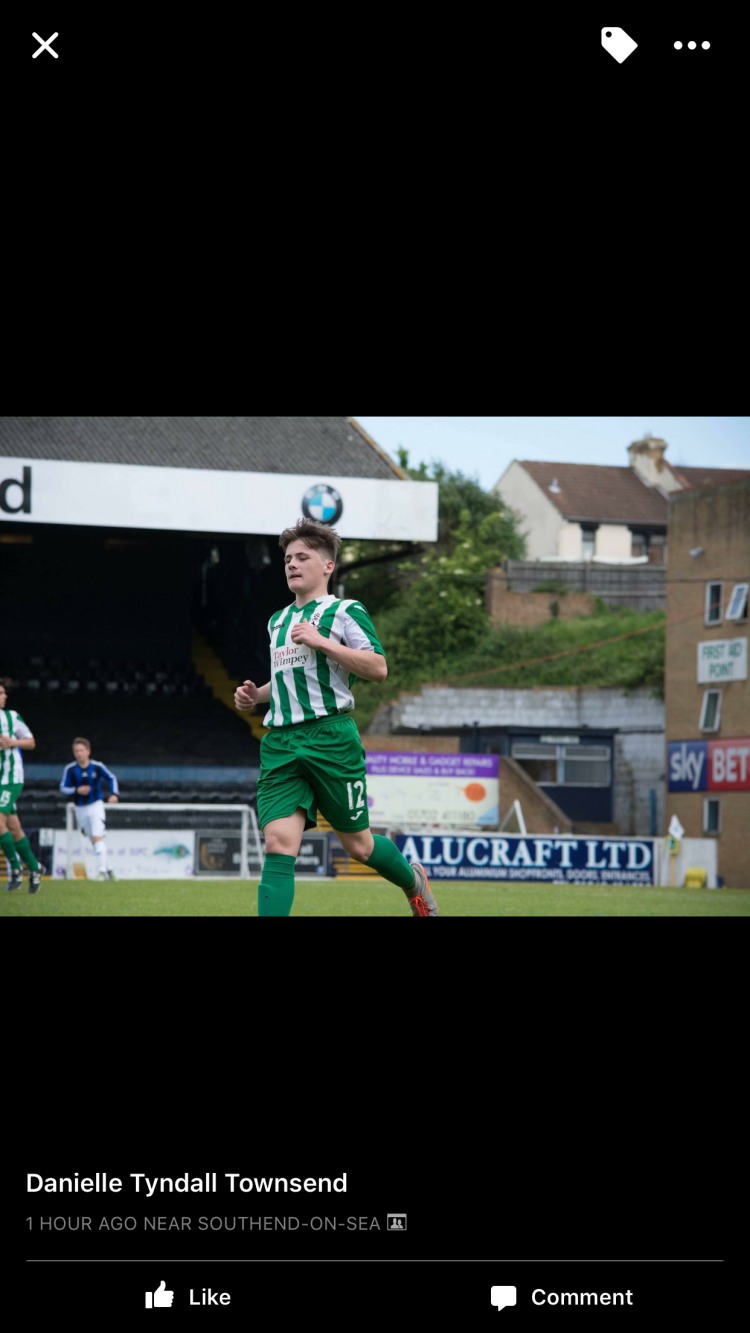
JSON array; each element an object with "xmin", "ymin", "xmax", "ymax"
[{"xmin": 302, "ymin": 484, "xmax": 343, "ymax": 526}]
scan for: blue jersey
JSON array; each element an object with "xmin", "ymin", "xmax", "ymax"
[{"xmin": 60, "ymin": 760, "xmax": 119, "ymax": 806}]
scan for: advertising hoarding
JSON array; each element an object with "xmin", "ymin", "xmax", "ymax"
[
  {"xmin": 366, "ymin": 753, "xmax": 500, "ymax": 829},
  {"xmin": 395, "ymin": 833, "xmax": 656, "ymax": 885},
  {"xmin": 667, "ymin": 738, "xmax": 750, "ymax": 792},
  {"xmin": 0, "ymin": 459, "xmax": 438, "ymax": 542},
  {"xmin": 53, "ymin": 829, "xmax": 195, "ymax": 878}
]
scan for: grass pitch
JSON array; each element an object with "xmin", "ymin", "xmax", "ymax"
[{"xmin": 1, "ymin": 878, "xmax": 748, "ymax": 916}]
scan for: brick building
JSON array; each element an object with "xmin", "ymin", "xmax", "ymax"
[{"xmin": 665, "ymin": 479, "xmax": 750, "ymax": 887}]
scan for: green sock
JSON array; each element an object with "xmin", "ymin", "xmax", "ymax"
[
  {"xmin": 0, "ymin": 831, "xmax": 22, "ymax": 872},
  {"xmin": 258, "ymin": 852, "xmax": 296, "ymax": 917},
  {"xmin": 365, "ymin": 834, "xmax": 417, "ymax": 895},
  {"xmin": 14, "ymin": 835, "xmax": 40, "ymax": 873}
]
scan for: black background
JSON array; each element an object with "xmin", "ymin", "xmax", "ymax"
[{"xmin": 4, "ymin": 6, "xmax": 745, "ymax": 1326}]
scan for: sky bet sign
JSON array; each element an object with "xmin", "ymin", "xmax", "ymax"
[
  {"xmin": 396, "ymin": 835, "xmax": 655, "ymax": 885},
  {"xmin": 668, "ymin": 739, "xmax": 750, "ymax": 792}
]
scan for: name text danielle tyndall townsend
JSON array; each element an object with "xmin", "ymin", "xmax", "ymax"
[{"xmin": 27, "ymin": 1174, "xmax": 348, "ymax": 1196}]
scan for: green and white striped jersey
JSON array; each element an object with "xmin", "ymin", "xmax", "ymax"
[
  {"xmin": 264, "ymin": 596, "xmax": 386, "ymax": 728},
  {"xmin": 0, "ymin": 709, "xmax": 33, "ymax": 785}
]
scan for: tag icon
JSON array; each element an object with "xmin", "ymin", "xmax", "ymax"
[{"xmin": 601, "ymin": 27, "xmax": 638, "ymax": 63}]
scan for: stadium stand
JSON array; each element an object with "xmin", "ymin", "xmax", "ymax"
[
  {"xmin": 1, "ymin": 416, "xmax": 409, "ymax": 860},
  {"xmin": 3, "ymin": 655, "xmax": 261, "ymax": 828}
]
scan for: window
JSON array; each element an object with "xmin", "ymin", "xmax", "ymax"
[
  {"xmin": 631, "ymin": 532, "xmax": 647, "ymax": 559},
  {"xmin": 581, "ymin": 527, "xmax": 597, "ymax": 561},
  {"xmin": 726, "ymin": 583, "xmax": 749, "ymax": 622},
  {"xmin": 699, "ymin": 690, "xmax": 722, "ymax": 732},
  {"xmin": 561, "ymin": 745, "xmax": 611, "ymax": 786},
  {"xmin": 512, "ymin": 743, "xmax": 558, "ymax": 784},
  {"xmin": 705, "ymin": 581, "xmax": 723, "ymax": 625},
  {"xmin": 648, "ymin": 534, "xmax": 666, "ymax": 566},
  {"xmin": 704, "ymin": 798, "xmax": 721, "ymax": 835},
  {"xmin": 512, "ymin": 742, "xmax": 610, "ymax": 787}
]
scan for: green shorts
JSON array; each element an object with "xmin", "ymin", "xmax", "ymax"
[
  {"xmin": 0, "ymin": 783, "xmax": 23, "ymax": 816},
  {"xmin": 257, "ymin": 712, "xmax": 370, "ymax": 833}
]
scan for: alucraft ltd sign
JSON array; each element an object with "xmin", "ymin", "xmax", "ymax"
[
  {"xmin": 395, "ymin": 834, "xmax": 656, "ymax": 885},
  {"xmin": 0, "ymin": 460, "xmax": 438, "ymax": 542}
]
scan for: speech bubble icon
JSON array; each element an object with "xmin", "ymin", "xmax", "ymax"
[{"xmin": 491, "ymin": 1286, "xmax": 517, "ymax": 1312}]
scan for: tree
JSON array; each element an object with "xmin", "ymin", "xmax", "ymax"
[{"xmin": 338, "ymin": 449, "xmax": 526, "ymax": 617}]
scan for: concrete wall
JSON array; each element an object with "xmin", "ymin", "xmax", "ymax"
[
  {"xmin": 614, "ymin": 730, "xmax": 665, "ymax": 837},
  {"xmin": 665, "ymin": 480, "xmax": 750, "ymax": 886},
  {"xmin": 387, "ymin": 686, "xmax": 665, "ymax": 733},
  {"xmin": 654, "ymin": 838, "xmax": 719, "ymax": 889},
  {"xmin": 494, "ymin": 461, "xmax": 564, "ymax": 560}
]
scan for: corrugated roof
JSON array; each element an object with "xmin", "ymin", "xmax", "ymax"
[
  {"xmin": 519, "ymin": 461, "xmax": 668, "ymax": 524},
  {"xmin": 0, "ymin": 416, "xmax": 403, "ymax": 479}
]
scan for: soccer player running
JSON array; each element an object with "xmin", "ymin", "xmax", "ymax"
[
  {"xmin": 0, "ymin": 680, "xmax": 45, "ymax": 893},
  {"xmin": 59, "ymin": 738, "xmax": 119, "ymax": 881},
  {"xmin": 234, "ymin": 518, "xmax": 439, "ymax": 917}
]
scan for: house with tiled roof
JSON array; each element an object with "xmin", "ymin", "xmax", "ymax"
[{"xmin": 494, "ymin": 436, "xmax": 750, "ymax": 564}]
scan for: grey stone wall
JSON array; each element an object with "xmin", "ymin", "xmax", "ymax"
[
  {"xmin": 613, "ymin": 731, "xmax": 665, "ymax": 836},
  {"xmin": 388, "ymin": 685, "xmax": 664, "ymax": 733}
]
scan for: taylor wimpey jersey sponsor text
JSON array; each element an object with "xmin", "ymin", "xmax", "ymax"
[{"xmin": 264, "ymin": 596, "xmax": 385, "ymax": 728}]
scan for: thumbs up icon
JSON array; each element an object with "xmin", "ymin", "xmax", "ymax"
[{"xmin": 145, "ymin": 1280, "xmax": 174, "ymax": 1308}]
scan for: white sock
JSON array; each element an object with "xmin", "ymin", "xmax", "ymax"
[{"xmin": 94, "ymin": 840, "xmax": 108, "ymax": 873}]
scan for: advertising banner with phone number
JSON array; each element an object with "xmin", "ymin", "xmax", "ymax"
[{"xmin": 396, "ymin": 834, "xmax": 656, "ymax": 884}]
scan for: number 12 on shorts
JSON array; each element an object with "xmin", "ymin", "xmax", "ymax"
[{"xmin": 347, "ymin": 781, "xmax": 365, "ymax": 810}]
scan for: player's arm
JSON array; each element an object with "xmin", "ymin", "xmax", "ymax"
[
  {"xmin": 291, "ymin": 603, "xmax": 388, "ymax": 684},
  {"xmin": 308, "ymin": 639, "xmax": 387, "ymax": 682},
  {"xmin": 0, "ymin": 718, "xmax": 35, "ymax": 750},
  {"xmin": 59, "ymin": 764, "xmax": 78, "ymax": 795},
  {"xmin": 97, "ymin": 761, "xmax": 120, "ymax": 804},
  {"xmin": 234, "ymin": 681, "xmax": 271, "ymax": 711}
]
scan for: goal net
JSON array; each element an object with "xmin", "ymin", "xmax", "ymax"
[{"xmin": 61, "ymin": 803, "xmax": 264, "ymax": 880}]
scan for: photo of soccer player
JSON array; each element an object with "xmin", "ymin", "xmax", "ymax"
[
  {"xmin": 234, "ymin": 518, "xmax": 439, "ymax": 917},
  {"xmin": 0, "ymin": 680, "xmax": 45, "ymax": 893},
  {"xmin": 59, "ymin": 738, "xmax": 120, "ymax": 881}
]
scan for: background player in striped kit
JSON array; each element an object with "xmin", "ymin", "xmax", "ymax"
[
  {"xmin": 234, "ymin": 518, "xmax": 439, "ymax": 917},
  {"xmin": 59, "ymin": 738, "xmax": 119, "ymax": 880},
  {"xmin": 0, "ymin": 680, "xmax": 45, "ymax": 892}
]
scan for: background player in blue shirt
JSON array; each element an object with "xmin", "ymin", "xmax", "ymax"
[{"xmin": 59, "ymin": 736, "xmax": 119, "ymax": 881}]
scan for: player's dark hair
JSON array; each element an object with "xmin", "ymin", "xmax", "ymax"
[
  {"xmin": 73, "ymin": 736, "xmax": 91, "ymax": 750},
  {"xmin": 279, "ymin": 518, "xmax": 340, "ymax": 567}
]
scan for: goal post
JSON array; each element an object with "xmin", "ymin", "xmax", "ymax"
[{"xmin": 64, "ymin": 803, "xmax": 264, "ymax": 880}]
